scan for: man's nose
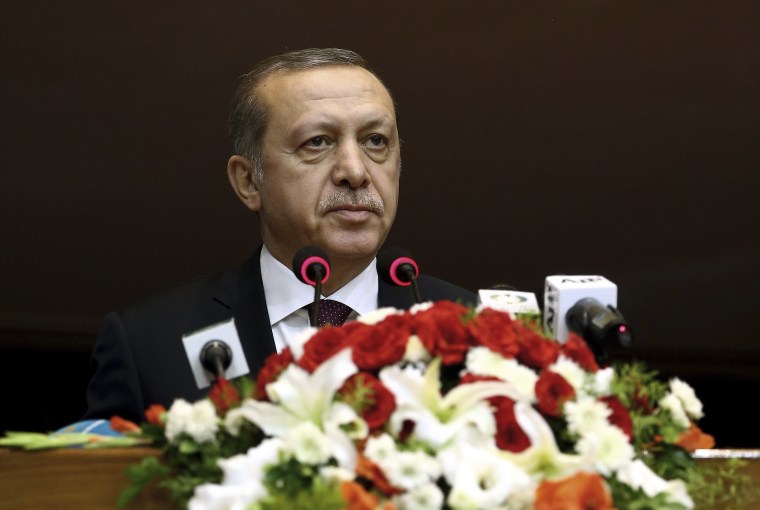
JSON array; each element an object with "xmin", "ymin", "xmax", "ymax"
[{"xmin": 331, "ymin": 141, "xmax": 370, "ymax": 188}]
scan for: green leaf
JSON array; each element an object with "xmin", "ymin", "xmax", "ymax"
[
  {"xmin": 608, "ymin": 475, "xmax": 689, "ymax": 510},
  {"xmin": 117, "ymin": 456, "xmax": 171, "ymax": 508},
  {"xmin": 178, "ymin": 438, "xmax": 201, "ymax": 454},
  {"xmin": 254, "ymin": 472, "xmax": 346, "ymax": 510}
]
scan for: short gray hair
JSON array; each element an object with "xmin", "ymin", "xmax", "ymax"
[{"xmin": 228, "ymin": 48, "xmax": 392, "ymax": 182}]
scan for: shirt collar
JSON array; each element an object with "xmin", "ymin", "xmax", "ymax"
[{"xmin": 260, "ymin": 245, "xmax": 379, "ymax": 326}]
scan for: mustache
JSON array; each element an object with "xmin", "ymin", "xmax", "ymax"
[{"xmin": 319, "ymin": 187, "xmax": 384, "ymax": 214}]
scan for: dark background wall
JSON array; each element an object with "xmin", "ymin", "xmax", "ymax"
[{"xmin": 1, "ymin": 2, "xmax": 758, "ymax": 446}]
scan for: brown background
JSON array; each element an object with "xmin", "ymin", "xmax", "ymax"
[{"xmin": 1, "ymin": 2, "xmax": 758, "ymax": 446}]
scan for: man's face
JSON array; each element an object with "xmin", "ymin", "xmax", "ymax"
[{"xmin": 252, "ymin": 66, "xmax": 400, "ymax": 268}]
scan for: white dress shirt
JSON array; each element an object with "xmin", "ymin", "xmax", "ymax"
[{"xmin": 259, "ymin": 245, "xmax": 379, "ymax": 352}]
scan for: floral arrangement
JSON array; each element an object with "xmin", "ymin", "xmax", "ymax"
[{"xmin": 115, "ymin": 300, "xmax": 719, "ymax": 510}]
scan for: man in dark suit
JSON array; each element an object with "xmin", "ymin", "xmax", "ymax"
[{"xmin": 85, "ymin": 48, "xmax": 475, "ymax": 423}]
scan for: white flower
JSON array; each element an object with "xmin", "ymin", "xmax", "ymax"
[
  {"xmin": 465, "ymin": 347, "xmax": 537, "ymax": 401},
  {"xmin": 165, "ymin": 399, "xmax": 218, "ymax": 444},
  {"xmin": 188, "ymin": 483, "xmax": 263, "ymax": 510},
  {"xmin": 564, "ymin": 396, "xmax": 611, "ymax": 436},
  {"xmin": 440, "ymin": 441, "xmax": 533, "ymax": 510},
  {"xmin": 221, "ymin": 438, "xmax": 284, "ymax": 484},
  {"xmin": 669, "ymin": 378, "xmax": 704, "ymax": 420},
  {"xmin": 188, "ymin": 438, "xmax": 284, "ymax": 510},
  {"xmin": 575, "ymin": 424, "xmax": 634, "ymax": 475},
  {"xmin": 225, "ymin": 349, "xmax": 355, "ymax": 431},
  {"xmin": 265, "ymin": 348, "xmax": 356, "ymax": 424},
  {"xmin": 496, "ymin": 401, "xmax": 583, "ymax": 479},
  {"xmin": 501, "ymin": 486, "xmax": 535, "ymax": 510},
  {"xmin": 319, "ymin": 465, "xmax": 355, "ymax": 483},
  {"xmin": 381, "ymin": 358, "xmax": 520, "ymax": 449},
  {"xmin": 548, "ymin": 356, "xmax": 587, "ymax": 394},
  {"xmin": 659, "ymin": 393, "xmax": 691, "ymax": 428},
  {"xmin": 404, "ymin": 335, "xmax": 432, "ymax": 363},
  {"xmin": 287, "ymin": 326, "xmax": 318, "ymax": 360},
  {"xmin": 394, "ymin": 483, "xmax": 445, "ymax": 510},
  {"xmin": 616, "ymin": 459, "xmax": 694, "ymax": 508},
  {"xmin": 364, "ymin": 433, "xmax": 397, "ymax": 463},
  {"xmin": 223, "ymin": 349, "xmax": 361, "ymax": 470},
  {"xmin": 591, "ymin": 367, "xmax": 615, "ymax": 396},
  {"xmin": 284, "ymin": 421, "xmax": 331, "ymax": 465},
  {"xmin": 357, "ymin": 306, "xmax": 402, "ymax": 325},
  {"xmin": 384, "ymin": 450, "xmax": 441, "ymax": 491},
  {"xmin": 364, "ymin": 434, "xmax": 441, "ymax": 490},
  {"xmin": 409, "ymin": 301, "xmax": 434, "ymax": 314}
]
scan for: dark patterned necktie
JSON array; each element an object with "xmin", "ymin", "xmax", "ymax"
[{"xmin": 312, "ymin": 299, "xmax": 354, "ymax": 327}]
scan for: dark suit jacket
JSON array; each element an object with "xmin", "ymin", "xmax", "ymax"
[{"xmin": 84, "ymin": 247, "xmax": 477, "ymax": 422}]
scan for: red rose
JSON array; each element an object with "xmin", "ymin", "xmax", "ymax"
[
  {"xmin": 352, "ymin": 315, "xmax": 411, "ymax": 371},
  {"xmin": 255, "ymin": 348, "xmax": 295, "ymax": 400},
  {"xmin": 492, "ymin": 397, "xmax": 531, "ymax": 452},
  {"xmin": 561, "ymin": 333, "xmax": 599, "ymax": 372},
  {"xmin": 339, "ymin": 372, "xmax": 396, "ymax": 431},
  {"xmin": 412, "ymin": 300, "xmax": 472, "ymax": 364},
  {"xmin": 599, "ymin": 395, "xmax": 633, "ymax": 441},
  {"xmin": 299, "ymin": 325, "xmax": 354, "ymax": 372},
  {"xmin": 535, "ymin": 369, "xmax": 576, "ymax": 417},
  {"xmin": 209, "ymin": 376, "xmax": 240, "ymax": 415},
  {"xmin": 516, "ymin": 329, "xmax": 560, "ymax": 369},
  {"xmin": 468, "ymin": 308, "xmax": 519, "ymax": 358},
  {"xmin": 459, "ymin": 373, "xmax": 501, "ymax": 385}
]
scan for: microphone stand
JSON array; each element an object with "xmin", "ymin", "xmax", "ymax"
[
  {"xmin": 309, "ymin": 266, "xmax": 325, "ymax": 328},
  {"xmin": 402, "ymin": 266, "xmax": 422, "ymax": 303}
]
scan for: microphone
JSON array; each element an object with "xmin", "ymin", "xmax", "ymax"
[
  {"xmin": 200, "ymin": 339, "xmax": 233, "ymax": 379},
  {"xmin": 543, "ymin": 275, "xmax": 633, "ymax": 362},
  {"xmin": 377, "ymin": 247, "xmax": 422, "ymax": 303},
  {"xmin": 566, "ymin": 297, "xmax": 632, "ymax": 362},
  {"xmin": 292, "ymin": 246, "xmax": 331, "ymax": 327},
  {"xmin": 478, "ymin": 285, "xmax": 541, "ymax": 318}
]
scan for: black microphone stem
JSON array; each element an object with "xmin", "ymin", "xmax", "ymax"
[
  {"xmin": 310, "ymin": 267, "xmax": 324, "ymax": 327},
  {"xmin": 213, "ymin": 357, "xmax": 225, "ymax": 379},
  {"xmin": 403, "ymin": 267, "xmax": 422, "ymax": 303}
]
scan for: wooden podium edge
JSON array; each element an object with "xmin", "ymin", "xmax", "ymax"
[{"xmin": 0, "ymin": 447, "xmax": 172, "ymax": 510}]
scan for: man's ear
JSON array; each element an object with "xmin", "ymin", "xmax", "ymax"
[{"xmin": 227, "ymin": 155, "xmax": 261, "ymax": 212}]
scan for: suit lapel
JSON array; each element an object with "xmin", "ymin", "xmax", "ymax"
[{"xmin": 211, "ymin": 246, "xmax": 276, "ymax": 377}]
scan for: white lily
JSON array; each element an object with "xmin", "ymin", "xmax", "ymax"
[
  {"xmin": 380, "ymin": 358, "xmax": 521, "ymax": 450},
  {"xmin": 224, "ymin": 348, "xmax": 361, "ymax": 469},
  {"xmin": 465, "ymin": 347, "xmax": 538, "ymax": 401},
  {"xmin": 496, "ymin": 400, "xmax": 585, "ymax": 479}
]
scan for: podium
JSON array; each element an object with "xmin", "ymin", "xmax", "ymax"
[
  {"xmin": 0, "ymin": 447, "xmax": 171, "ymax": 509},
  {"xmin": 1, "ymin": 447, "xmax": 758, "ymax": 509}
]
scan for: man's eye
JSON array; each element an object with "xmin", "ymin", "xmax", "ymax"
[
  {"xmin": 305, "ymin": 136, "xmax": 327, "ymax": 148},
  {"xmin": 366, "ymin": 134, "xmax": 386, "ymax": 148}
]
